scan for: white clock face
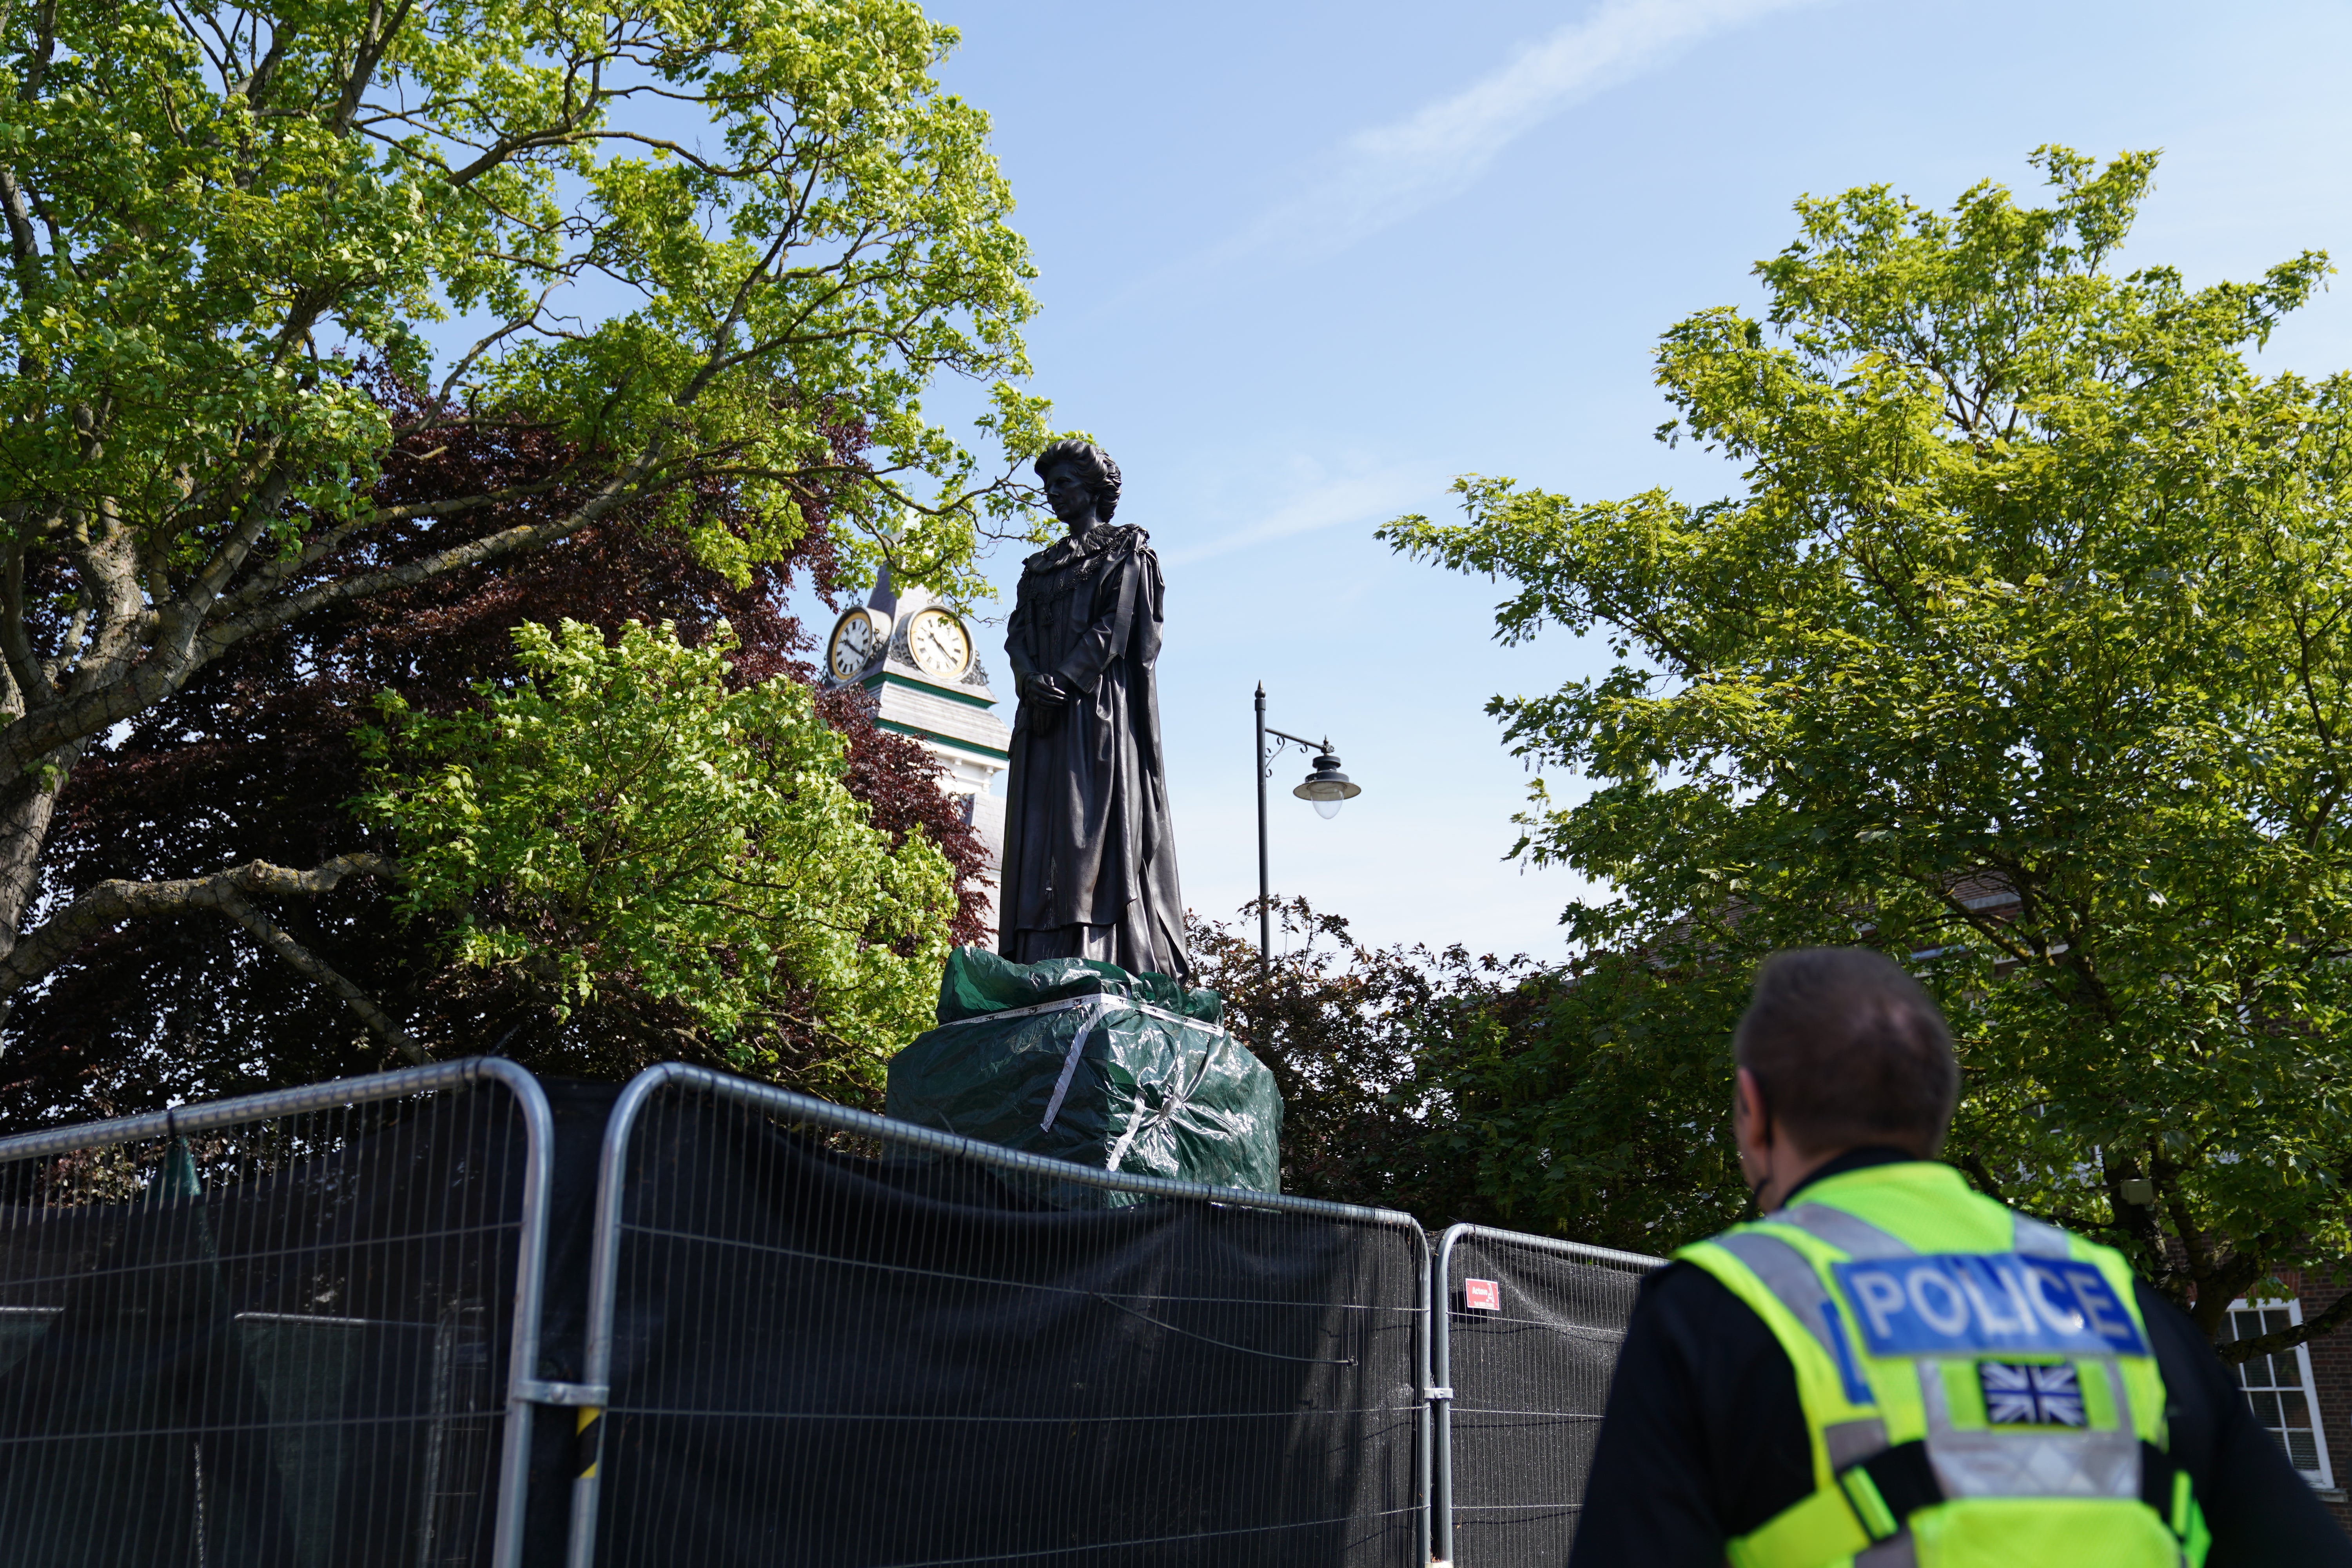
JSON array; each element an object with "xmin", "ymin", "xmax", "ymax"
[
  {"xmin": 827, "ymin": 610, "xmax": 879, "ymax": 679},
  {"xmin": 907, "ymin": 607, "xmax": 973, "ymax": 678}
]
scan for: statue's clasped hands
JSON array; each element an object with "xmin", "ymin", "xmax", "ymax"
[{"xmin": 1023, "ymin": 672, "xmax": 1074, "ymax": 710}]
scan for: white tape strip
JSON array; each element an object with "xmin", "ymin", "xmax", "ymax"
[
  {"xmin": 1104, "ymin": 1034, "xmax": 1228, "ymax": 1172},
  {"xmin": 1038, "ymin": 996, "xmax": 1115, "ymax": 1132},
  {"xmin": 1103, "ymin": 1098, "xmax": 1149, "ymax": 1172},
  {"xmin": 931, "ymin": 990, "xmax": 1232, "ymax": 1138},
  {"xmin": 942, "ymin": 992, "xmax": 1227, "ymax": 1038},
  {"xmin": 946, "ymin": 995, "xmax": 1099, "ymax": 1028}
]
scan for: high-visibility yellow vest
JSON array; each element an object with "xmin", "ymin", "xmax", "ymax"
[{"xmin": 1676, "ymin": 1161, "xmax": 2210, "ymax": 1568}]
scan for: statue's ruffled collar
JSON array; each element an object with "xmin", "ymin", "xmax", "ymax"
[{"xmin": 1023, "ymin": 523, "xmax": 1148, "ymax": 575}]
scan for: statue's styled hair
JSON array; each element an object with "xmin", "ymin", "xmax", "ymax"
[
  {"xmin": 1033, "ymin": 439, "xmax": 1122, "ymax": 522},
  {"xmin": 1734, "ymin": 947, "xmax": 1958, "ymax": 1159}
]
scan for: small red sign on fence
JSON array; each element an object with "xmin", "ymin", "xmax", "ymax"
[{"xmin": 1463, "ymin": 1278, "xmax": 1501, "ymax": 1312}]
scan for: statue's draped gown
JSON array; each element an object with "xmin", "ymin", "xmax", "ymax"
[{"xmin": 997, "ymin": 522, "xmax": 1191, "ymax": 980}]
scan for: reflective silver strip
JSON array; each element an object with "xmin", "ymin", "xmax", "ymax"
[
  {"xmin": 1714, "ymin": 1231, "xmax": 1851, "ymax": 1369},
  {"xmin": 1857, "ymin": 1533, "xmax": 1918, "ymax": 1567},
  {"xmin": 1777, "ymin": 1202, "xmax": 1917, "ymax": 1259},
  {"xmin": 2014, "ymin": 1213, "xmax": 2074, "ymax": 1258},
  {"xmin": 1826, "ymin": 1416, "xmax": 1889, "ymax": 1470},
  {"xmin": 1917, "ymin": 1354, "xmax": 2140, "ymax": 1500},
  {"xmin": 1778, "ymin": 1196, "xmax": 2077, "ymax": 1262}
]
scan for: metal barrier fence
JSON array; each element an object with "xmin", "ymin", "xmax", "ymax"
[
  {"xmin": 0, "ymin": 1054, "xmax": 1675, "ymax": 1566},
  {"xmin": 1431, "ymin": 1224, "xmax": 1662, "ymax": 1566},
  {"xmin": 563, "ymin": 1063, "xmax": 1433, "ymax": 1568},
  {"xmin": 0, "ymin": 1058, "xmax": 554, "ymax": 1568}
]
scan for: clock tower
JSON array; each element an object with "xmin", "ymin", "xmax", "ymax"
[{"xmin": 822, "ymin": 571, "xmax": 1010, "ymax": 940}]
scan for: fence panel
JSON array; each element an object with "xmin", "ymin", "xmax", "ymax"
[
  {"xmin": 568, "ymin": 1063, "xmax": 1430, "ymax": 1568},
  {"xmin": 1432, "ymin": 1225, "xmax": 1662, "ymax": 1566},
  {"xmin": 0, "ymin": 1058, "xmax": 554, "ymax": 1568}
]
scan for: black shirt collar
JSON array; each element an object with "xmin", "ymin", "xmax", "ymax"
[{"xmin": 1782, "ymin": 1145, "xmax": 1921, "ymax": 1207}]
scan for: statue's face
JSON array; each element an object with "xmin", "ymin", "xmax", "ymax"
[{"xmin": 1042, "ymin": 463, "xmax": 1098, "ymax": 532}]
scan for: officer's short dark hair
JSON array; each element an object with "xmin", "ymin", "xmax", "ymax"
[{"xmin": 1733, "ymin": 947, "xmax": 1958, "ymax": 1158}]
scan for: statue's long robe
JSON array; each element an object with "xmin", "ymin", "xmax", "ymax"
[{"xmin": 997, "ymin": 523, "xmax": 1191, "ymax": 980}]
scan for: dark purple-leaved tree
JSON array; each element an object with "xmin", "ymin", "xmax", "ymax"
[
  {"xmin": 0, "ymin": 0, "xmax": 1049, "ymax": 1119},
  {"xmin": 0, "ymin": 408, "xmax": 989, "ymax": 1125}
]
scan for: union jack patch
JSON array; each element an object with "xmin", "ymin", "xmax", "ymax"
[{"xmin": 1979, "ymin": 1361, "xmax": 2086, "ymax": 1426}]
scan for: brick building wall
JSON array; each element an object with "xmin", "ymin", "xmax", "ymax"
[{"xmin": 2294, "ymin": 1269, "xmax": 2352, "ymax": 1534}]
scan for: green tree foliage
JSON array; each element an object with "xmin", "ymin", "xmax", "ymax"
[
  {"xmin": 0, "ymin": 456, "xmax": 985, "ymax": 1123},
  {"xmin": 1383, "ymin": 149, "xmax": 2352, "ymax": 1346},
  {"xmin": 0, "ymin": 0, "xmax": 1045, "ymax": 1044},
  {"xmin": 359, "ymin": 618, "xmax": 953, "ymax": 1097},
  {"xmin": 1446, "ymin": 949, "xmax": 1752, "ymax": 1255},
  {"xmin": 1186, "ymin": 897, "xmax": 1529, "ymax": 1225}
]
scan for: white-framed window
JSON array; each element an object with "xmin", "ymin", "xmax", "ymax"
[{"xmin": 2224, "ymin": 1297, "xmax": 2336, "ymax": 1489}]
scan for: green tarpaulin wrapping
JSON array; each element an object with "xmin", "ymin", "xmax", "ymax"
[{"xmin": 884, "ymin": 948, "xmax": 1283, "ymax": 1197}]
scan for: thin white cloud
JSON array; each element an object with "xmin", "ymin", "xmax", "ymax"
[
  {"xmin": 1163, "ymin": 468, "xmax": 1435, "ymax": 566},
  {"xmin": 1219, "ymin": 0, "xmax": 1831, "ymax": 263}
]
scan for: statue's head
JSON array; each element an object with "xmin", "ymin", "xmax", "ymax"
[{"xmin": 1034, "ymin": 439, "xmax": 1121, "ymax": 532}]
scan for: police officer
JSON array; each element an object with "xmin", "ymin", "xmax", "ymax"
[{"xmin": 1570, "ymin": 947, "xmax": 2352, "ymax": 1567}]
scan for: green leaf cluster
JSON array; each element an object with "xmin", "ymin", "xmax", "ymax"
[
  {"xmin": 356, "ymin": 618, "xmax": 954, "ymax": 1085},
  {"xmin": 0, "ymin": 0, "xmax": 1046, "ymax": 601},
  {"xmin": 1384, "ymin": 149, "xmax": 2352, "ymax": 1317}
]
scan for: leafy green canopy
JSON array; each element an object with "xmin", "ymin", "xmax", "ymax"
[
  {"xmin": 1186, "ymin": 897, "xmax": 1530, "ymax": 1224},
  {"xmin": 0, "ymin": 0, "xmax": 1047, "ymax": 1044},
  {"xmin": 0, "ymin": 0, "xmax": 1046, "ymax": 597},
  {"xmin": 1385, "ymin": 149, "xmax": 2352, "ymax": 1338},
  {"xmin": 359, "ymin": 619, "xmax": 953, "ymax": 1089}
]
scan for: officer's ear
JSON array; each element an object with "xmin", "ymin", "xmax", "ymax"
[{"xmin": 1734, "ymin": 1067, "xmax": 1772, "ymax": 1151}]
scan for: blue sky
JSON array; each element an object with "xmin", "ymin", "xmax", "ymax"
[{"xmin": 889, "ymin": 0, "xmax": 2352, "ymax": 961}]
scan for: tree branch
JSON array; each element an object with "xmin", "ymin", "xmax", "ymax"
[
  {"xmin": 0, "ymin": 446, "xmax": 663, "ymax": 779},
  {"xmin": 179, "ymin": 460, "xmax": 291, "ymax": 619},
  {"xmin": 330, "ymin": 0, "xmax": 417, "ymax": 135},
  {"xmin": 212, "ymin": 885, "xmax": 429, "ymax": 1064},
  {"xmin": 2220, "ymin": 1273, "xmax": 2352, "ymax": 1363},
  {"xmin": 0, "ymin": 542, "xmax": 53, "ymax": 712},
  {"xmin": 200, "ymin": 443, "xmax": 662, "ymax": 651},
  {"xmin": 0, "ymin": 852, "xmax": 399, "ymax": 997}
]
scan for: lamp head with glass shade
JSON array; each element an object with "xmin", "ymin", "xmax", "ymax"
[{"xmin": 1292, "ymin": 749, "xmax": 1361, "ymax": 820}]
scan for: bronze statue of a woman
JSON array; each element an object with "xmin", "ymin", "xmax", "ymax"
[{"xmin": 996, "ymin": 440, "xmax": 1191, "ymax": 981}]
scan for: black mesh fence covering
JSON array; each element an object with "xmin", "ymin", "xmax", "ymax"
[
  {"xmin": 0, "ymin": 1059, "xmax": 1671, "ymax": 1566},
  {"xmin": 576, "ymin": 1067, "xmax": 1429, "ymax": 1568},
  {"xmin": 0, "ymin": 1060, "xmax": 554, "ymax": 1568},
  {"xmin": 1434, "ymin": 1226, "xmax": 1661, "ymax": 1567}
]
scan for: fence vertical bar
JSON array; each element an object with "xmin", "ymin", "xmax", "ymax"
[
  {"xmin": 1432, "ymin": 1223, "xmax": 1466, "ymax": 1567},
  {"xmin": 480, "ymin": 1059, "xmax": 559, "ymax": 1568},
  {"xmin": 1417, "ymin": 1223, "xmax": 1437, "ymax": 1568},
  {"xmin": 567, "ymin": 1062, "xmax": 679, "ymax": 1568}
]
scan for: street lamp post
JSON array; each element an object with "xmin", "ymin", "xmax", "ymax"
[{"xmin": 1254, "ymin": 682, "xmax": 1363, "ymax": 980}]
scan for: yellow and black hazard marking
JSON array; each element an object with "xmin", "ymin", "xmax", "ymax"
[{"xmin": 573, "ymin": 1406, "xmax": 603, "ymax": 1481}]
